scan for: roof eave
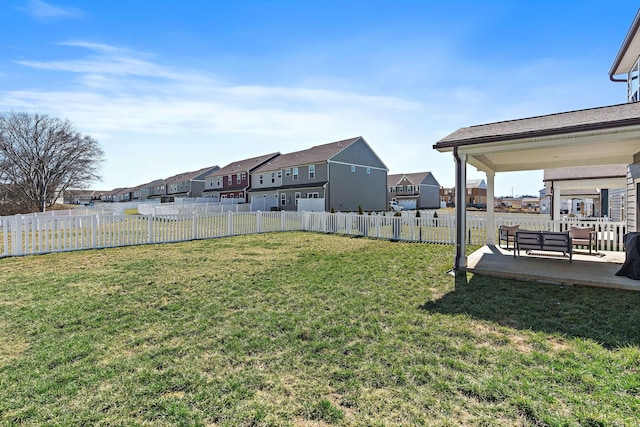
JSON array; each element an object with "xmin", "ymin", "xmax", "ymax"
[
  {"xmin": 434, "ymin": 117, "xmax": 640, "ymax": 151},
  {"xmin": 609, "ymin": 8, "xmax": 640, "ymax": 79}
]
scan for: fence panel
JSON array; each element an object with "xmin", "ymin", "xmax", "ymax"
[{"xmin": 0, "ymin": 210, "xmax": 630, "ymax": 258}]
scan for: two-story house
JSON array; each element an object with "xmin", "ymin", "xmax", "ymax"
[
  {"xmin": 148, "ymin": 166, "xmax": 219, "ymax": 202},
  {"xmin": 165, "ymin": 165, "xmax": 220, "ymax": 200},
  {"xmin": 203, "ymin": 153, "xmax": 279, "ymax": 202},
  {"xmin": 440, "ymin": 180, "xmax": 487, "ymax": 209},
  {"xmin": 249, "ymin": 136, "xmax": 388, "ymax": 212},
  {"xmin": 387, "ymin": 172, "xmax": 441, "ymax": 210}
]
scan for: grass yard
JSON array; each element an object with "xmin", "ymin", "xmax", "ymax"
[{"xmin": 1, "ymin": 231, "xmax": 639, "ymax": 426}]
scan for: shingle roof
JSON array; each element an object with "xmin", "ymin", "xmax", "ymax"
[
  {"xmin": 543, "ymin": 164, "xmax": 628, "ymax": 181},
  {"xmin": 208, "ymin": 153, "xmax": 280, "ymax": 178},
  {"xmin": 252, "ymin": 137, "xmax": 362, "ymax": 173},
  {"xmin": 387, "ymin": 172, "xmax": 431, "ymax": 186},
  {"xmin": 435, "ymin": 102, "xmax": 640, "ymax": 148},
  {"xmin": 163, "ymin": 165, "xmax": 219, "ymax": 185}
]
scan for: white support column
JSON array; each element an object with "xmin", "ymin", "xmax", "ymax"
[
  {"xmin": 457, "ymin": 153, "xmax": 467, "ymax": 269},
  {"xmin": 553, "ymin": 186, "xmax": 561, "ymax": 231},
  {"xmin": 485, "ymin": 170, "xmax": 495, "ymax": 245}
]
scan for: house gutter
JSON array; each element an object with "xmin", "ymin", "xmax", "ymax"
[{"xmin": 609, "ymin": 9, "xmax": 640, "ymax": 82}]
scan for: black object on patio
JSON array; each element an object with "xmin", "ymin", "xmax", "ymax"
[{"xmin": 615, "ymin": 232, "xmax": 640, "ymax": 280}]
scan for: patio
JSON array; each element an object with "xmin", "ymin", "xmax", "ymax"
[{"xmin": 465, "ymin": 244, "xmax": 640, "ymax": 291}]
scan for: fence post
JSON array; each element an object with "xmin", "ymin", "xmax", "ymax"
[
  {"xmin": 192, "ymin": 212, "xmax": 198, "ymax": 240},
  {"xmin": 91, "ymin": 214, "xmax": 97, "ymax": 249},
  {"xmin": 256, "ymin": 211, "xmax": 262, "ymax": 233},
  {"xmin": 148, "ymin": 214, "xmax": 154, "ymax": 244},
  {"xmin": 13, "ymin": 216, "xmax": 23, "ymax": 256},
  {"xmin": 227, "ymin": 211, "xmax": 233, "ymax": 236},
  {"xmin": 281, "ymin": 210, "xmax": 285, "ymax": 231}
]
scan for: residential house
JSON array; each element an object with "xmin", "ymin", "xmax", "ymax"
[
  {"xmin": 165, "ymin": 165, "xmax": 220, "ymax": 200},
  {"xmin": 63, "ymin": 190, "xmax": 105, "ymax": 205},
  {"xmin": 148, "ymin": 166, "xmax": 219, "ymax": 202},
  {"xmin": 440, "ymin": 179, "xmax": 487, "ymax": 208},
  {"xmin": 543, "ymin": 164, "xmax": 627, "ymax": 218},
  {"xmin": 131, "ymin": 179, "xmax": 163, "ymax": 201},
  {"xmin": 387, "ymin": 172, "xmax": 441, "ymax": 210},
  {"xmin": 203, "ymin": 153, "xmax": 279, "ymax": 202},
  {"xmin": 249, "ymin": 136, "xmax": 388, "ymax": 212}
]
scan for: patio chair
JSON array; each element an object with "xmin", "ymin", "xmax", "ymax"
[
  {"xmin": 498, "ymin": 224, "xmax": 519, "ymax": 249},
  {"xmin": 569, "ymin": 225, "xmax": 597, "ymax": 254}
]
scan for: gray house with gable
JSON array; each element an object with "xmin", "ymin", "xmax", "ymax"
[{"xmin": 249, "ymin": 136, "xmax": 388, "ymax": 212}]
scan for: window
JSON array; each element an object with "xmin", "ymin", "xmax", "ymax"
[
  {"xmin": 295, "ymin": 192, "xmax": 301, "ymax": 206},
  {"xmin": 271, "ymin": 172, "xmax": 276, "ymax": 184},
  {"xmin": 285, "ymin": 168, "xmax": 291, "ymax": 177},
  {"xmin": 351, "ymin": 165, "xmax": 356, "ymax": 172},
  {"xmin": 281, "ymin": 193, "xmax": 286, "ymax": 206},
  {"xmin": 277, "ymin": 170, "xmax": 282, "ymax": 179},
  {"xmin": 241, "ymin": 172, "xmax": 246, "ymax": 180},
  {"xmin": 367, "ymin": 167, "xmax": 371, "ymax": 174},
  {"xmin": 293, "ymin": 167, "xmax": 299, "ymax": 181},
  {"xmin": 228, "ymin": 175, "xmax": 232, "ymax": 185},
  {"xmin": 397, "ymin": 185, "xmax": 404, "ymax": 192},
  {"xmin": 308, "ymin": 192, "xmax": 319, "ymax": 198},
  {"xmin": 309, "ymin": 165, "xmax": 315, "ymax": 179},
  {"xmin": 259, "ymin": 174, "xmax": 263, "ymax": 185},
  {"xmin": 236, "ymin": 173, "xmax": 241, "ymax": 184},
  {"xmin": 406, "ymin": 185, "xmax": 413, "ymax": 192},
  {"xmin": 467, "ymin": 188, "xmax": 472, "ymax": 195},
  {"xmin": 216, "ymin": 177, "xmax": 222, "ymax": 187}
]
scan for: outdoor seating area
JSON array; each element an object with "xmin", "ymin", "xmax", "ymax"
[{"xmin": 514, "ymin": 230, "xmax": 572, "ymax": 262}]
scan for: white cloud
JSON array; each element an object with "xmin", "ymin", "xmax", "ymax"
[
  {"xmin": 3, "ymin": 42, "xmax": 426, "ymax": 189},
  {"xmin": 21, "ymin": 0, "xmax": 83, "ymax": 22}
]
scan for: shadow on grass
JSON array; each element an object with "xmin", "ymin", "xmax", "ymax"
[{"xmin": 421, "ymin": 272, "xmax": 640, "ymax": 349}]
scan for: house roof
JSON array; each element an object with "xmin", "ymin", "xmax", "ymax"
[
  {"xmin": 543, "ymin": 164, "xmax": 628, "ymax": 181},
  {"xmin": 435, "ymin": 102, "xmax": 640, "ymax": 148},
  {"xmin": 610, "ymin": 9, "xmax": 640, "ymax": 79},
  {"xmin": 434, "ymin": 102, "xmax": 640, "ymax": 173},
  {"xmin": 387, "ymin": 172, "xmax": 433, "ymax": 186},
  {"xmin": 208, "ymin": 153, "xmax": 280, "ymax": 178},
  {"xmin": 252, "ymin": 137, "xmax": 362, "ymax": 173},
  {"xmin": 163, "ymin": 165, "xmax": 219, "ymax": 185},
  {"xmin": 467, "ymin": 179, "xmax": 486, "ymax": 189}
]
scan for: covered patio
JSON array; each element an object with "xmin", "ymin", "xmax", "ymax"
[{"xmin": 434, "ymin": 102, "xmax": 640, "ymax": 290}]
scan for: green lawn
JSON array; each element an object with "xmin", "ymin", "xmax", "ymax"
[{"xmin": 1, "ymin": 232, "xmax": 639, "ymax": 426}]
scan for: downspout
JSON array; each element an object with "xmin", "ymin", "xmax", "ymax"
[{"xmin": 453, "ymin": 146, "xmax": 463, "ymax": 271}]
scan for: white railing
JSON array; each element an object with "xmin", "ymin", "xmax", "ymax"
[{"xmin": 0, "ymin": 211, "xmax": 628, "ymax": 258}]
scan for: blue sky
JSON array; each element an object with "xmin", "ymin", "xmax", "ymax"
[{"xmin": 0, "ymin": 0, "xmax": 637, "ymax": 197}]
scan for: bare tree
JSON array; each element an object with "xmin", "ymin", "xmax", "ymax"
[{"xmin": 0, "ymin": 112, "xmax": 104, "ymax": 213}]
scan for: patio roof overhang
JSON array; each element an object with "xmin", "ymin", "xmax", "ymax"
[{"xmin": 434, "ymin": 104, "xmax": 640, "ymax": 174}]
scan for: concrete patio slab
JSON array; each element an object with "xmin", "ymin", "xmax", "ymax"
[{"xmin": 465, "ymin": 245, "xmax": 640, "ymax": 291}]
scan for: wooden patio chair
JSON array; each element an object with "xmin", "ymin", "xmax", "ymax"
[
  {"xmin": 569, "ymin": 225, "xmax": 597, "ymax": 254},
  {"xmin": 498, "ymin": 224, "xmax": 519, "ymax": 249}
]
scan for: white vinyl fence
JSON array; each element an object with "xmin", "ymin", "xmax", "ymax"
[{"xmin": 0, "ymin": 211, "xmax": 627, "ymax": 258}]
